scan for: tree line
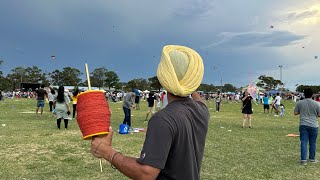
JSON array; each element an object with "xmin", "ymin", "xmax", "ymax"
[
  {"xmin": 0, "ymin": 64, "xmax": 163, "ymax": 92},
  {"xmin": 0, "ymin": 61, "xmax": 318, "ymax": 93}
]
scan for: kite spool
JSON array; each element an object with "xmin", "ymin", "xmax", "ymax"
[{"xmin": 77, "ymin": 90, "xmax": 111, "ymax": 140}]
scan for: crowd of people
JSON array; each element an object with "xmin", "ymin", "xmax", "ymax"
[{"xmin": 2, "ymin": 46, "xmax": 320, "ymax": 179}]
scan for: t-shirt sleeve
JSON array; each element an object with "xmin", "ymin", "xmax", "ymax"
[
  {"xmin": 317, "ymin": 103, "xmax": 320, "ymax": 116},
  {"xmin": 136, "ymin": 115, "xmax": 174, "ymax": 169},
  {"xmin": 294, "ymin": 102, "xmax": 299, "ymax": 113}
]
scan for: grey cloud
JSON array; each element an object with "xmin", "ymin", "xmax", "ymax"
[
  {"xmin": 172, "ymin": 0, "xmax": 215, "ymax": 18},
  {"xmin": 204, "ymin": 31, "xmax": 305, "ymax": 49},
  {"xmin": 279, "ymin": 9, "xmax": 319, "ymax": 22}
]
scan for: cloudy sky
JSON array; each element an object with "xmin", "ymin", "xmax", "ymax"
[{"xmin": 0, "ymin": 0, "xmax": 319, "ymax": 90}]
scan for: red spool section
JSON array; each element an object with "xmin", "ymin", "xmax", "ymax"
[{"xmin": 77, "ymin": 90, "xmax": 111, "ymax": 140}]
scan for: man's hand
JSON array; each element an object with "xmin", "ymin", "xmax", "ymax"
[{"xmin": 91, "ymin": 126, "xmax": 114, "ymax": 160}]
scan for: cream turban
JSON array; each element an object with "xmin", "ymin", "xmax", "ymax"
[{"xmin": 157, "ymin": 45, "xmax": 204, "ymax": 97}]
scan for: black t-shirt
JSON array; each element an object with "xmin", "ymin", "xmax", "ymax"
[
  {"xmin": 36, "ymin": 89, "xmax": 47, "ymax": 100},
  {"xmin": 242, "ymin": 96, "xmax": 252, "ymax": 110},
  {"xmin": 137, "ymin": 98, "xmax": 209, "ymax": 180},
  {"xmin": 147, "ymin": 96, "xmax": 155, "ymax": 107}
]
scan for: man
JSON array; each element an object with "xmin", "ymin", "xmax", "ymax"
[
  {"xmin": 91, "ymin": 45, "xmax": 209, "ymax": 179},
  {"xmin": 35, "ymin": 85, "xmax": 48, "ymax": 117},
  {"xmin": 294, "ymin": 88, "xmax": 320, "ymax": 165},
  {"xmin": 145, "ymin": 92, "xmax": 155, "ymax": 121},
  {"xmin": 263, "ymin": 94, "xmax": 270, "ymax": 113},
  {"xmin": 274, "ymin": 93, "xmax": 281, "ymax": 114},
  {"xmin": 215, "ymin": 91, "xmax": 222, "ymax": 112},
  {"xmin": 134, "ymin": 84, "xmax": 140, "ymax": 110},
  {"xmin": 122, "ymin": 91, "xmax": 134, "ymax": 127}
]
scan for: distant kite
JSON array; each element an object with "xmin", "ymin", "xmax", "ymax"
[
  {"xmin": 302, "ymin": 47, "xmax": 305, "ymax": 48},
  {"xmin": 51, "ymin": 55, "xmax": 56, "ymax": 59},
  {"xmin": 315, "ymin": 56, "xmax": 318, "ymax": 59},
  {"xmin": 270, "ymin": 25, "xmax": 274, "ymax": 28}
]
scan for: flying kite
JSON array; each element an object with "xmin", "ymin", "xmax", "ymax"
[
  {"xmin": 315, "ymin": 56, "xmax": 318, "ymax": 59},
  {"xmin": 51, "ymin": 55, "xmax": 56, "ymax": 59},
  {"xmin": 270, "ymin": 25, "xmax": 274, "ymax": 28}
]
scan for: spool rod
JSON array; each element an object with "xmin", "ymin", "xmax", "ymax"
[{"xmin": 85, "ymin": 63, "xmax": 103, "ymax": 172}]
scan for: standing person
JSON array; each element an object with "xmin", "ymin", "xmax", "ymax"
[
  {"xmin": 161, "ymin": 91, "xmax": 168, "ymax": 109},
  {"xmin": 134, "ymin": 84, "xmax": 140, "ymax": 110},
  {"xmin": 274, "ymin": 93, "xmax": 281, "ymax": 114},
  {"xmin": 263, "ymin": 94, "xmax": 270, "ymax": 113},
  {"xmin": 48, "ymin": 89, "xmax": 56, "ymax": 112},
  {"xmin": 215, "ymin": 91, "xmax": 222, "ymax": 112},
  {"xmin": 294, "ymin": 88, "xmax": 320, "ymax": 165},
  {"xmin": 72, "ymin": 88, "xmax": 80, "ymax": 119},
  {"xmin": 122, "ymin": 91, "xmax": 134, "ymax": 128},
  {"xmin": 241, "ymin": 91, "xmax": 253, "ymax": 128},
  {"xmin": 145, "ymin": 92, "xmax": 155, "ymax": 121},
  {"xmin": 35, "ymin": 85, "xmax": 48, "ymax": 117},
  {"xmin": 270, "ymin": 96, "xmax": 276, "ymax": 114},
  {"xmin": 235, "ymin": 93, "xmax": 240, "ymax": 102},
  {"xmin": 90, "ymin": 45, "xmax": 209, "ymax": 179},
  {"xmin": 54, "ymin": 86, "xmax": 71, "ymax": 130},
  {"xmin": 155, "ymin": 93, "xmax": 161, "ymax": 111}
]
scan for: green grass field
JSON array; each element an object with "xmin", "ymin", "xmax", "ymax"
[{"xmin": 0, "ymin": 98, "xmax": 319, "ymax": 180}]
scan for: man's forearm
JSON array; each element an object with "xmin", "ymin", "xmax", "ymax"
[{"xmin": 104, "ymin": 147, "xmax": 157, "ymax": 180}]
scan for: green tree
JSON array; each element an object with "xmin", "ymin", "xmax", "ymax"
[
  {"xmin": 60, "ymin": 67, "xmax": 82, "ymax": 86},
  {"xmin": 296, "ymin": 85, "xmax": 320, "ymax": 93},
  {"xmin": 223, "ymin": 83, "xmax": 237, "ymax": 92},
  {"xmin": 90, "ymin": 67, "xmax": 108, "ymax": 88},
  {"xmin": 49, "ymin": 70, "xmax": 63, "ymax": 85},
  {"xmin": 7, "ymin": 67, "xmax": 26, "ymax": 83},
  {"xmin": 198, "ymin": 84, "xmax": 218, "ymax": 92},
  {"xmin": 105, "ymin": 71, "xmax": 120, "ymax": 90},
  {"xmin": 148, "ymin": 76, "xmax": 162, "ymax": 92},
  {"xmin": 24, "ymin": 66, "xmax": 46, "ymax": 83},
  {"xmin": 257, "ymin": 75, "xmax": 283, "ymax": 90},
  {"xmin": 0, "ymin": 72, "xmax": 12, "ymax": 91},
  {"xmin": 127, "ymin": 78, "xmax": 149, "ymax": 91}
]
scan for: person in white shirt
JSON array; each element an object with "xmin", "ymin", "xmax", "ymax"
[
  {"xmin": 274, "ymin": 93, "xmax": 281, "ymax": 114},
  {"xmin": 48, "ymin": 89, "xmax": 56, "ymax": 112},
  {"xmin": 161, "ymin": 91, "xmax": 168, "ymax": 109}
]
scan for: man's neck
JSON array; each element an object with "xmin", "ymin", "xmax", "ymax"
[{"xmin": 167, "ymin": 92, "xmax": 188, "ymax": 103}]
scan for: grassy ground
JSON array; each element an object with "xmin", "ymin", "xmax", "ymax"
[{"xmin": 0, "ymin": 98, "xmax": 319, "ymax": 180}]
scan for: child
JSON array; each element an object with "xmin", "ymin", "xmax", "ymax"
[{"xmin": 280, "ymin": 103, "xmax": 285, "ymax": 117}]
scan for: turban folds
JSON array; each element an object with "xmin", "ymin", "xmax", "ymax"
[{"xmin": 157, "ymin": 45, "xmax": 204, "ymax": 97}]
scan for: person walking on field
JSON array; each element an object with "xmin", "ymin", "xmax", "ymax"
[
  {"xmin": 122, "ymin": 91, "xmax": 135, "ymax": 128},
  {"xmin": 72, "ymin": 88, "xmax": 80, "ymax": 119},
  {"xmin": 90, "ymin": 45, "xmax": 209, "ymax": 179},
  {"xmin": 274, "ymin": 93, "xmax": 281, "ymax": 114},
  {"xmin": 145, "ymin": 92, "xmax": 155, "ymax": 121},
  {"xmin": 294, "ymin": 88, "xmax": 320, "ymax": 165},
  {"xmin": 35, "ymin": 85, "xmax": 48, "ymax": 117},
  {"xmin": 263, "ymin": 94, "xmax": 270, "ymax": 113},
  {"xmin": 242, "ymin": 90, "xmax": 253, "ymax": 128},
  {"xmin": 48, "ymin": 89, "xmax": 56, "ymax": 112},
  {"xmin": 54, "ymin": 86, "xmax": 71, "ymax": 130},
  {"xmin": 215, "ymin": 91, "xmax": 222, "ymax": 112},
  {"xmin": 134, "ymin": 84, "xmax": 140, "ymax": 110}
]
